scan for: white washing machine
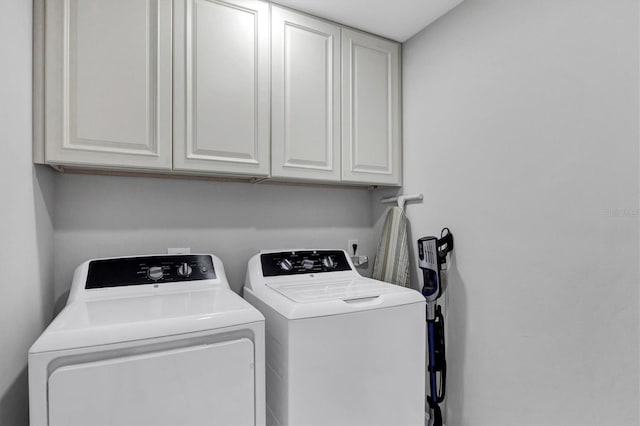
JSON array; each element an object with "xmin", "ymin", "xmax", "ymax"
[
  {"xmin": 29, "ymin": 254, "xmax": 265, "ymax": 426},
  {"xmin": 243, "ymin": 250, "xmax": 426, "ymax": 426}
]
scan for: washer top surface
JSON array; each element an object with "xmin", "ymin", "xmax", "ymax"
[
  {"xmin": 30, "ymin": 254, "xmax": 264, "ymax": 354},
  {"xmin": 244, "ymin": 250, "xmax": 424, "ymax": 319}
]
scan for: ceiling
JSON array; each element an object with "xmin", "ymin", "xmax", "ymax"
[{"xmin": 270, "ymin": 0, "xmax": 464, "ymax": 42}]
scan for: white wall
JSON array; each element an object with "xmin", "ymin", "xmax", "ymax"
[
  {"xmin": 0, "ymin": 1, "xmax": 55, "ymax": 424},
  {"xmin": 400, "ymin": 0, "xmax": 639, "ymax": 424},
  {"xmin": 53, "ymin": 174, "xmax": 376, "ymax": 306}
]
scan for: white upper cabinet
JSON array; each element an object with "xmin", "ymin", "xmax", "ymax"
[
  {"xmin": 43, "ymin": 0, "xmax": 173, "ymax": 170},
  {"xmin": 271, "ymin": 7, "xmax": 341, "ymax": 182},
  {"xmin": 37, "ymin": 1, "xmax": 402, "ymax": 186},
  {"xmin": 341, "ymin": 29, "xmax": 401, "ymax": 186},
  {"xmin": 173, "ymin": 0, "xmax": 270, "ymax": 176}
]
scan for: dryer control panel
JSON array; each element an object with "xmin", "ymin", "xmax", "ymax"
[
  {"xmin": 261, "ymin": 250, "xmax": 351, "ymax": 277},
  {"xmin": 85, "ymin": 255, "xmax": 216, "ymax": 289}
]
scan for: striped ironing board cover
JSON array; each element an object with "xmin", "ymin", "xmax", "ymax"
[{"xmin": 372, "ymin": 206, "xmax": 410, "ymax": 287}]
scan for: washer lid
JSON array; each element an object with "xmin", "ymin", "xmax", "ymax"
[
  {"xmin": 29, "ymin": 288, "xmax": 264, "ymax": 353},
  {"xmin": 251, "ymin": 276, "xmax": 425, "ymax": 320},
  {"xmin": 267, "ymin": 277, "xmax": 401, "ymax": 303}
]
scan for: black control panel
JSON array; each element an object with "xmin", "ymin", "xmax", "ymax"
[
  {"xmin": 85, "ymin": 255, "xmax": 216, "ymax": 289},
  {"xmin": 261, "ymin": 250, "xmax": 352, "ymax": 277}
]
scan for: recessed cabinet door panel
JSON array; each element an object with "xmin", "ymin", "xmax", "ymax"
[
  {"xmin": 173, "ymin": 0, "xmax": 270, "ymax": 176},
  {"xmin": 342, "ymin": 29, "xmax": 401, "ymax": 186},
  {"xmin": 45, "ymin": 0, "xmax": 172, "ymax": 170},
  {"xmin": 271, "ymin": 7, "xmax": 341, "ymax": 182}
]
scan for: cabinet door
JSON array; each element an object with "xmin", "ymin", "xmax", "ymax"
[
  {"xmin": 173, "ymin": 0, "xmax": 270, "ymax": 177},
  {"xmin": 44, "ymin": 0, "xmax": 173, "ymax": 170},
  {"xmin": 341, "ymin": 29, "xmax": 401, "ymax": 186},
  {"xmin": 271, "ymin": 7, "xmax": 341, "ymax": 182}
]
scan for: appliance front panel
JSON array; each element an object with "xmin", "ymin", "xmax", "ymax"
[
  {"xmin": 48, "ymin": 338, "xmax": 255, "ymax": 426},
  {"xmin": 279, "ymin": 304, "xmax": 426, "ymax": 425}
]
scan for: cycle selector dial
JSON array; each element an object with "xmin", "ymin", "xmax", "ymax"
[
  {"xmin": 147, "ymin": 266, "xmax": 164, "ymax": 281},
  {"xmin": 301, "ymin": 259, "xmax": 314, "ymax": 270},
  {"xmin": 279, "ymin": 259, "xmax": 293, "ymax": 271},
  {"xmin": 322, "ymin": 256, "xmax": 335, "ymax": 269},
  {"xmin": 177, "ymin": 262, "xmax": 193, "ymax": 278}
]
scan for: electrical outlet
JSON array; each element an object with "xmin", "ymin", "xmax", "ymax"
[{"xmin": 348, "ymin": 239, "xmax": 359, "ymax": 256}]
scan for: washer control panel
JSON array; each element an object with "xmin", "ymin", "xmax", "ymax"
[
  {"xmin": 260, "ymin": 250, "xmax": 351, "ymax": 277},
  {"xmin": 85, "ymin": 255, "xmax": 216, "ymax": 289}
]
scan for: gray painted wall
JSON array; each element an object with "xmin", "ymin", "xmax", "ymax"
[
  {"xmin": 401, "ymin": 0, "xmax": 639, "ymax": 424},
  {"xmin": 53, "ymin": 174, "xmax": 376, "ymax": 306},
  {"xmin": 0, "ymin": 1, "xmax": 55, "ymax": 424}
]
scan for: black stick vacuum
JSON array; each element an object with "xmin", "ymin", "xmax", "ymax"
[{"xmin": 418, "ymin": 228, "xmax": 453, "ymax": 426}]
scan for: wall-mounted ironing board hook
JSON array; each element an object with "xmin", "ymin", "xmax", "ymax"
[
  {"xmin": 398, "ymin": 196, "xmax": 407, "ymax": 211},
  {"xmin": 380, "ymin": 193, "xmax": 424, "ymax": 212}
]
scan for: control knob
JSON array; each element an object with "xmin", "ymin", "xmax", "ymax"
[
  {"xmin": 279, "ymin": 259, "xmax": 293, "ymax": 271},
  {"xmin": 177, "ymin": 262, "xmax": 193, "ymax": 278},
  {"xmin": 301, "ymin": 259, "xmax": 314, "ymax": 270},
  {"xmin": 322, "ymin": 256, "xmax": 335, "ymax": 269},
  {"xmin": 147, "ymin": 266, "xmax": 164, "ymax": 281}
]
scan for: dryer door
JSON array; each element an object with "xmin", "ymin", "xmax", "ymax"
[{"xmin": 48, "ymin": 338, "xmax": 255, "ymax": 425}]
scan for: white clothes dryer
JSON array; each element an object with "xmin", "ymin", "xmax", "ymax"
[
  {"xmin": 243, "ymin": 250, "xmax": 425, "ymax": 426},
  {"xmin": 29, "ymin": 254, "xmax": 265, "ymax": 426}
]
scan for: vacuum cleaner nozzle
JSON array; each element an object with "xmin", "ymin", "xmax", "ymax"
[
  {"xmin": 418, "ymin": 229, "xmax": 454, "ymax": 303},
  {"xmin": 418, "ymin": 236, "xmax": 440, "ymax": 302}
]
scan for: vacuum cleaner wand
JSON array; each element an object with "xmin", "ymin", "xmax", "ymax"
[{"xmin": 418, "ymin": 228, "xmax": 453, "ymax": 426}]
